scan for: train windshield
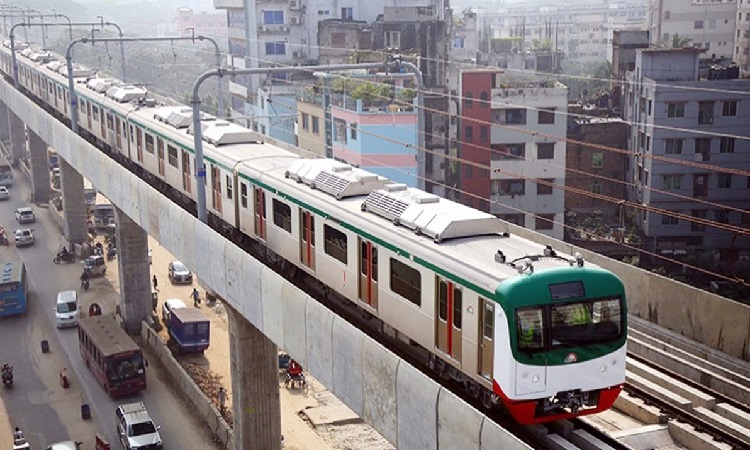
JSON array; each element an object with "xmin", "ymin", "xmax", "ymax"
[{"xmin": 516, "ymin": 297, "xmax": 622, "ymax": 351}]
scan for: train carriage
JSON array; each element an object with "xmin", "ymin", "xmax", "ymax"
[{"xmin": 0, "ymin": 39, "xmax": 627, "ymax": 425}]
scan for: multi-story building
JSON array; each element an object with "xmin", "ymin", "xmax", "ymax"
[
  {"xmin": 214, "ymin": 0, "xmax": 448, "ymax": 141},
  {"xmin": 479, "ymin": 0, "xmax": 647, "ymax": 64},
  {"xmin": 736, "ymin": 1, "xmax": 750, "ymax": 74},
  {"xmin": 458, "ymin": 68, "xmax": 568, "ymax": 240},
  {"xmin": 624, "ymin": 48, "xmax": 750, "ymax": 259},
  {"xmin": 176, "ymin": 7, "xmax": 228, "ymax": 40},
  {"xmin": 648, "ymin": 0, "xmax": 736, "ymax": 60}
]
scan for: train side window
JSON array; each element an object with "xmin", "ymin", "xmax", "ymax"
[
  {"xmin": 453, "ymin": 288, "xmax": 462, "ymax": 330},
  {"xmin": 79, "ymin": 99, "xmax": 86, "ymax": 113},
  {"xmin": 226, "ymin": 175, "xmax": 233, "ymax": 199},
  {"xmin": 106, "ymin": 114, "xmax": 114, "ymax": 131},
  {"xmin": 92, "ymin": 105, "xmax": 99, "ymax": 122},
  {"xmin": 390, "ymin": 259, "xmax": 421, "ymax": 306},
  {"xmin": 168, "ymin": 145, "xmax": 178, "ymax": 167},
  {"xmin": 145, "ymin": 133, "xmax": 155, "ymax": 153},
  {"xmin": 272, "ymin": 199, "xmax": 292, "ymax": 233},
  {"xmin": 240, "ymin": 182, "xmax": 248, "ymax": 208},
  {"xmin": 323, "ymin": 224, "xmax": 347, "ymax": 264}
]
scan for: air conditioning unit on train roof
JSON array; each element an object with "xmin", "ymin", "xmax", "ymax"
[
  {"xmin": 86, "ymin": 77, "xmax": 119, "ymax": 93},
  {"xmin": 59, "ymin": 63, "xmax": 96, "ymax": 79},
  {"xmin": 201, "ymin": 121, "xmax": 262, "ymax": 146},
  {"xmin": 28, "ymin": 52, "xmax": 52, "ymax": 63},
  {"xmin": 46, "ymin": 60, "xmax": 64, "ymax": 72},
  {"xmin": 105, "ymin": 84, "xmax": 148, "ymax": 103}
]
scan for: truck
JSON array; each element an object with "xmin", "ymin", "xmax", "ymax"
[{"xmin": 167, "ymin": 307, "xmax": 210, "ymax": 354}]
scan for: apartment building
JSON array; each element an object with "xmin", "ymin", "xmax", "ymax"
[
  {"xmin": 624, "ymin": 48, "xmax": 750, "ymax": 258},
  {"xmin": 736, "ymin": 0, "xmax": 750, "ymax": 74},
  {"xmin": 648, "ymin": 0, "xmax": 737, "ymax": 60},
  {"xmin": 458, "ymin": 68, "xmax": 568, "ymax": 240}
]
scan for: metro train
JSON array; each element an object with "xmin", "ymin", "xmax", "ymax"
[{"xmin": 0, "ymin": 40, "xmax": 627, "ymax": 424}]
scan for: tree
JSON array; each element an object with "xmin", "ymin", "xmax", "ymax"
[
  {"xmin": 671, "ymin": 34, "xmax": 693, "ymax": 49},
  {"xmin": 594, "ymin": 60, "xmax": 612, "ymax": 81}
]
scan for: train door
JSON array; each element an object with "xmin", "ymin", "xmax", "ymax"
[
  {"xmin": 478, "ymin": 299, "xmax": 494, "ymax": 380},
  {"xmin": 299, "ymin": 210, "xmax": 315, "ymax": 270},
  {"xmin": 254, "ymin": 187, "xmax": 266, "ymax": 240},
  {"xmin": 358, "ymin": 238, "xmax": 379, "ymax": 309},
  {"xmin": 211, "ymin": 165, "xmax": 222, "ymax": 214},
  {"xmin": 100, "ymin": 111, "xmax": 107, "ymax": 139},
  {"xmin": 157, "ymin": 138, "xmax": 165, "ymax": 176},
  {"xmin": 436, "ymin": 276, "xmax": 462, "ymax": 362},
  {"xmin": 115, "ymin": 118, "xmax": 122, "ymax": 149},
  {"xmin": 181, "ymin": 150, "xmax": 191, "ymax": 193}
]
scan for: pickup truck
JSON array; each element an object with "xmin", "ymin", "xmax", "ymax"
[{"xmin": 167, "ymin": 307, "xmax": 210, "ymax": 354}]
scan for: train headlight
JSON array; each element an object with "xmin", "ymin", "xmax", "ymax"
[
  {"xmin": 599, "ymin": 364, "xmax": 607, "ymax": 373},
  {"xmin": 521, "ymin": 371, "xmax": 529, "ymax": 380},
  {"xmin": 532, "ymin": 374, "xmax": 540, "ymax": 383}
]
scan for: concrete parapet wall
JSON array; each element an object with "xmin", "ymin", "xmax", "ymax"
[
  {"xmin": 0, "ymin": 81, "xmax": 531, "ymax": 449},
  {"xmin": 140, "ymin": 323, "xmax": 235, "ymax": 449},
  {"xmin": 505, "ymin": 223, "xmax": 750, "ymax": 362}
]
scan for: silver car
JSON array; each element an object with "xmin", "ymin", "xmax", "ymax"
[
  {"xmin": 116, "ymin": 402, "xmax": 163, "ymax": 450},
  {"xmin": 15, "ymin": 207, "xmax": 35, "ymax": 224},
  {"xmin": 14, "ymin": 228, "xmax": 35, "ymax": 247},
  {"xmin": 168, "ymin": 260, "xmax": 193, "ymax": 284}
]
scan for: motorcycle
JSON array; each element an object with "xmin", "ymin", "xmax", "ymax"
[
  {"xmin": 2, "ymin": 364, "xmax": 13, "ymax": 387},
  {"xmin": 13, "ymin": 428, "xmax": 30, "ymax": 450},
  {"xmin": 107, "ymin": 245, "xmax": 117, "ymax": 261},
  {"xmin": 53, "ymin": 249, "xmax": 76, "ymax": 264}
]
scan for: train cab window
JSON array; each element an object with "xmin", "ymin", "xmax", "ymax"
[
  {"xmin": 550, "ymin": 299, "xmax": 621, "ymax": 348},
  {"xmin": 323, "ymin": 224, "xmax": 347, "ymax": 264},
  {"xmin": 240, "ymin": 182, "xmax": 248, "ymax": 208},
  {"xmin": 390, "ymin": 259, "xmax": 421, "ymax": 306},
  {"xmin": 272, "ymin": 199, "xmax": 292, "ymax": 233},
  {"xmin": 516, "ymin": 308, "xmax": 544, "ymax": 351},
  {"xmin": 226, "ymin": 175, "xmax": 233, "ymax": 199}
]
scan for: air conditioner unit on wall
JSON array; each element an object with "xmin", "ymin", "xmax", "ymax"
[
  {"xmin": 280, "ymin": 25, "xmax": 288, "ymax": 32},
  {"xmin": 258, "ymin": 25, "xmax": 267, "ymax": 32},
  {"xmin": 291, "ymin": 17, "xmax": 299, "ymax": 25}
]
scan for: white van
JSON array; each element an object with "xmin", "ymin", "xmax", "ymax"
[{"xmin": 55, "ymin": 290, "xmax": 80, "ymax": 328}]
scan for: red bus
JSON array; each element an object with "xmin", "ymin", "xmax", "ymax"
[{"xmin": 78, "ymin": 315, "xmax": 146, "ymax": 397}]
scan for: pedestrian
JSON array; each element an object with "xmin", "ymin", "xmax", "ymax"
[
  {"xmin": 152, "ymin": 274, "xmax": 158, "ymax": 291},
  {"xmin": 80, "ymin": 269, "xmax": 90, "ymax": 290},
  {"xmin": 217, "ymin": 386, "xmax": 227, "ymax": 414},
  {"xmin": 192, "ymin": 288, "xmax": 200, "ymax": 307}
]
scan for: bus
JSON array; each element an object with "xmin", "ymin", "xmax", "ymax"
[
  {"xmin": 0, "ymin": 261, "xmax": 28, "ymax": 316},
  {"xmin": 0, "ymin": 156, "xmax": 13, "ymax": 186},
  {"xmin": 78, "ymin": 315, "xmax": 147, "ymax": 397}
]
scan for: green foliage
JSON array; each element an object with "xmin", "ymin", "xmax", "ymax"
[
  {"xmin": 349, "ymin": 82, "xmax": 392, "ymax": 102},
  {"xmin": 671, "ymin": 33, "xmax": 693, "ymax": 49},
  {"xmin": 398, "ymin": 88, "xmax": 416, "ymax": 101}
]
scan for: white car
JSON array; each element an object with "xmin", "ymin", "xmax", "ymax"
[
  {"xmin": 14, "ymin": 228, "xmax": 35, "ymax": 247},
  {"xmin": 0, "ymin": 186, "xmax": 8, "ymax": 200},
  {"xmin": 45, "ymin": 441, "xmax": 82, "ymax": 450},
  {"xmin": 15, "ymin": 207, "xmax": 35, "ymax": 224},
  {"xmin": 116, "ymin": 402, "xmax": 163, "ymax": 450},
  {"xmin": 162, "ymin": 298, "xmax": 187, "ymax": 325}
]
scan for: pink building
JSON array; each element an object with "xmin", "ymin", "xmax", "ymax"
[{"xmin": 176, "ymin": 7, "xmax": 227, "ymax": 39}]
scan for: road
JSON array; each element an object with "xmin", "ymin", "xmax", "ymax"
[{"xmin": 0, "ymin": 169, "xmax": 220, "ymax": 450}]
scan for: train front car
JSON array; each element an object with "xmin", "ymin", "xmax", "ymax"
[{"xmin": 493, "ymin": 264, "xmax": 627, "ymax": 424}]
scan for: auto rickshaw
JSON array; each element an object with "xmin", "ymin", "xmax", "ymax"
[{"xmin": 83, "ymin": 255, "xmax": 107, "ymax": 277}]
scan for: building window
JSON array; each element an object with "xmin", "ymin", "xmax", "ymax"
[
  {"xmin": 695, "ymin": 138, "xmax": 711, "ymax": 161},
  {"xmin": 536, "ymin": 179, "xmax": 553, "ymax": 195},
  {"xmin": 497, "ymin": 179, "xmax": 525, "ymax": 196},
  {"xmin": 334, "ymin": 119, "xmax": 347, "ymax": 143},
  {"xmin": 665, "ymin": 138, "xmax": 683, "ymax": 154},
  {"xmin": 453, "ymin": 37, "xmax": 465, "ymax": 48},
  {"xmin": 535, "ymin": 214, "xmax": 554, "ymax": 230},
  {"xmin": 691, "ymin": 210, "xmax": 706, "ymax": 231},
  {"xmin": 480, "ymin": 126, "xmax": 489, "ymax": 142},
  {"xmin": 301, "ymin": 112, "xmax": 309, "ymax": 130},
  {"xmin": 661, "ymin": 213, "xmax": 678, "ymax": 225},
  {"xmin": 464, "ymin": 91, "xmax": 473, "ymax": 108},
  {"xmin": 538, "ymin": 108, "xmax": 555, "ymax": 124},
  {"xmin": 350, "ymin": 123, "xmax": 357, "ymax": 140},
  {"xmin": 265, "ymin": 42, "xmax": 286, "ymax": 55},
  {"xmin": 464, "ymin": 126, "xmax": 473, "ymax": 142},
  {"xmin": 240, "ymin": 182, "xmax": 248, "ymax": 208},
  {"xmin": 324, "ymin": 225, "xmax": 348, "ymax": 264},
  {"xmin": 698, "ymin": 101, "xmax": 714, "ymax": 124},
  {"xmin": 591, "ymin": 183, "xmax": 602, "ymax": 194},
  {"xmin": 663, "ymin": 174, "xmax": 682, "ymax": 190},
  {"xmin": 666, "ymin": 102, "xmax": 685, "ymax": 118},
  {"xmin": 503, "ymin": 108, "xmax": 526, "ymax": 124},
  {"xmin": 385, "ymin": 31, "xmax": 401, "ymax": 49},
  {"xmin": 390, "ymin": 259, "xmax": 421, "ymax": 306},
  {"xmin": 718, "ymin": 173, "xmax": 732, "ymax": 189},
  {"xmin": 312, "ymin": 117, "xmax": 320, "ymax": 134},
  {"xmin": 465, "ymin": 164, "xmax": 473, "ymax": 178},
  {"xmin": 480, "ymin": 91, "xmax": 489, "ymax": 108},
  {"xmin": 341, "ymin": 7, "xmax": 353, "ymax": 20},
  {"xmin": 263, "ymin": 11, "xmax": 284, "ymax": 24},
  {"xmin": 592, "ymin": 152, "xmax": 604, "ymax": 168},
  {"xmin": 719, "ymin": 137, "xmax": 735, "ymax": 153},
  {"xmin": 168, "ymin": 145, "xmax": 178, "ymax": 167},
  {"xmin": 537, "ymin": 143, "xmax": 554, "ymax": 159},
  {"xmin": 272, "ymin": 199, "xmax": 292, "ymax": 233},
  {"xmin": 722, "ymin": 100, "xmax": 737, "ymax": 116},
  {"xmin": 498, "ymin": 213, "xmax": 524, "ymax": 226},
  {"xmin": 694, "ymin": 20, "xmax": 704, "ymax": 29},
  {"xmin": 715, "ymin": 209, "xmax": 729, "ymax": 224},
  {"xmin": 491, "ymin": 143, "xmax": 525, "ymax": 161}
]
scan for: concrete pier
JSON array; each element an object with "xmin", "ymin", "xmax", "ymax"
[
  {"xmin": 115, "ymin": 205, "xmax": 151, "ymax": 334},
  {"xmin": 27, "ymin": 129, "xmax": 50, "ymax": 204},
  {"xmin": 59, "ymin": 158, "xmax": 88, "ymax": 244}
]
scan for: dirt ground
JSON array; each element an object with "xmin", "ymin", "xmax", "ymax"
[{"xmin": 102, "ymin": 234, "xmax": 394, "ymax": 450}]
